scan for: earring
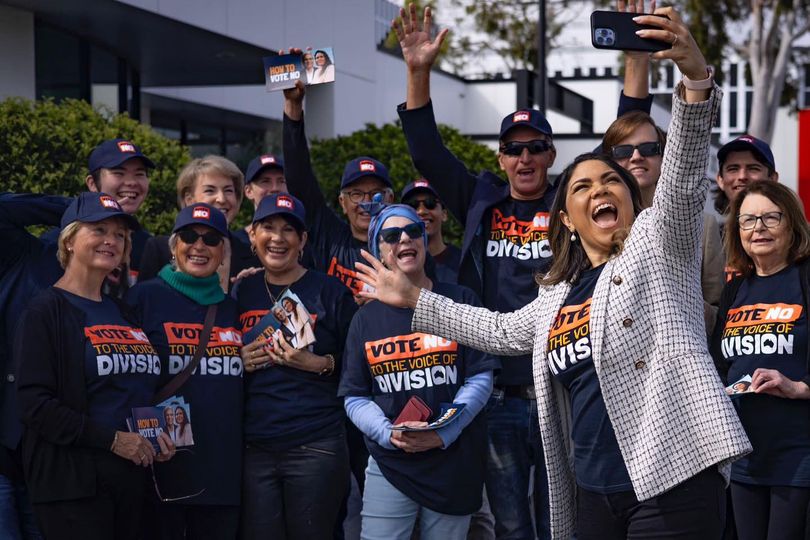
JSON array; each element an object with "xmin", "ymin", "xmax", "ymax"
[
  {"xmin": 250, "ymin": 244, "xmax": 257, "ymax": 256},
  {"xmin": 298, "ymin": 250, "xmax": 304, "ymax": 263},
  {"xmin": 67, "ymin": 247, "xmax": 73, "ymax": 252},
  {"xmin": 570, "ymin": 231, "xmax": 577, "ymax": 242}
]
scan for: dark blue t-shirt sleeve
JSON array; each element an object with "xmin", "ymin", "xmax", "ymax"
[
  {"xmin": 282, "ymin": 113, "xmax": 350, "ymax": 262},
  {"xmin": 0, "ymin": 193, "xmax": 71, "ymax": 270},
  {"xmin": 616, "ymin": 91, "xmax": 653, "ymax": 118},
  {"xmin": 338, "ymin": 310, "xmax": 372, "ymax": 398},
  {"xmin": 328, "ymin": 280, "xmax": 358, "ymax": 372},
  {"xmin": 396, "ymin": 100, "xmax": 479, "ymax": 226},
  {"xmin": 456, "ymin": 286, "xmax": 501, "ymax": 376}
]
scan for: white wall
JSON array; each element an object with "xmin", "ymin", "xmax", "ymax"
[
  {"xmin": 771, "ymin": 107, "xmax": 799, "ymax": 191},
  {"xmin": 0, "ymin": 5, "xmax": 35, "ymax": 100}
]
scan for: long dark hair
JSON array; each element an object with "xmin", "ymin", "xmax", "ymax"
[
  {"xmin": 540, "ymin": 153, "xmax": 644, "ymax": 286},
  {"xmin": 314, "ymin": 49, "xmax": 333, "ymax": 75}
]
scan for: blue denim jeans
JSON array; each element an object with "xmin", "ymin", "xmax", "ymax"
[
  {"xmin": 485, "ymin": 391, "xmax": 550, "ymax": 540},
  {"xmin": 0, "ymin": 474, "xmax": 41, "ymax": 540},
  {"xmin": 241, "ymin": 433, "xmax": 350, "ymax": 540},
  {"xmin": 360, "ymin": 457, "xmax": 471, "ymax": 540}
]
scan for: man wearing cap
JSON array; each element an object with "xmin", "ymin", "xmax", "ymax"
[
  {"xmin": 282, "ymin": 82, "xmax": 394, "ymax": 300},
  {"xmin": 714, "ymin": 135, "xmax": 779, "ymax": 226},
  {"xmin": 401, "ymin": 179, "xmax": 461, "ymax": 284},
  {"xmin": 234, "ymin": 153, "xmax": 288, "ymax": 246},
  {"xmin": 39, "ymin": 138, "xmax": 155, "ymax": 285}
]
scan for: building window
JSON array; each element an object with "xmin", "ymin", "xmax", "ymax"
[
  {"xmin": 729, "ymin": 91, "xmax": 738, "ymax": 128},
  {"xmin": 665, "ymin": 65, "xmax": 674, "ymax": 88},
  {"xmin": 729, "ymin": 63, "xmax": 738, "ymax": 87}
]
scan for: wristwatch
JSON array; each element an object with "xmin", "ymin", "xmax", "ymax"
[{"xmin": 682, "ymin": 66, "xmax": 714, "ymax": 90}]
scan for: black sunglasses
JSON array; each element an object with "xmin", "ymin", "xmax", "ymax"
[
  {"xmin": 611, "ymin": 142, "xmax": 662, "ymax": 160},
  {"xmin": 379, "ymin": 222, "xmax": 425, "ymax": 244},
  {"xmin": 150, "ymin": 449, "xmax": 205, "ymax": 502},
  {"xmin": 177, "ymin": 229, "xmax": 224, "ymax": 247},
  {"xmin": 500, "ymin": 140, "xmax": 553, "ymax": 156},
  {"xmin": 404, "ymin": 196, "xmax": 438, "ymax": 211}
]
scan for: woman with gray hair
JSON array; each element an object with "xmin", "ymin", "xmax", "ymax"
[
  {"xmin": 138, "ymin": 155, "xmax": 256, "ymax": 291},
  {"xmin": 127, "ymin": 202, "xmax": 243, "ymax": 539}
]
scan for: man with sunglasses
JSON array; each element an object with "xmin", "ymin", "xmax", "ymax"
[{"xmin": 401, "ymin": 179, "xmax": 461, "ymax": 284}]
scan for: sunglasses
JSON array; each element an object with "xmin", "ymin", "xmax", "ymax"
[
  {"xmin": 177, "ymin": 229, "xmax": 224, "ymax": 247},
  {"xmin": 150, "ymin": 449, "xmax": 205, "ymax": 502},
  {"xmin": 379, "ymin": 222, "xmax": 425, "ymax": 244},
  {"xmin": 499, "ymin": 140, "xmax": 553, "ymax": 156},
  {"xmin": 611, "ymin": 142, "xmax": 662, "ymax": 160},
  {"xmin": 404, "ymin": 197, "xmax": 438, "ymax": 211}
]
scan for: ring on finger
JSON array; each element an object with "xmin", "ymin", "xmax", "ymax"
[{"xmin": 671, "ymin": 32, "xmax": 679, "ymax": 47}]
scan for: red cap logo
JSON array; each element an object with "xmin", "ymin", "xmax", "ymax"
[
  {"xmin": 738, "ymin": 136, "xmax": 754, "ymax": 144},
  {"xmin": 513, "ymin": 111, "xmax": 530, "ymax": 123},
  {"xmin": 260, "ymin": 155, "xmax": 277, "ymax": 165},
  {"xmin": 99, "ymin": 195, "xmax": 121, "ymax": 210},
  {"xmin": 359, "ymin": 160, "xmax": 376, "ymax": 173},
  {"xmin": 276, "ymin": 195, "xmax": 294, "ymax": 209},
  {"xmin": 117, "ymin": 141, "xmax": 136, "ymax": 153},
  {"xmin": 414, "ymin": 180, "xmax": 430, "ymax": 188},
  {"xmin": 192, "ymin": 206, "xmax": 210, "ymax": 220}
]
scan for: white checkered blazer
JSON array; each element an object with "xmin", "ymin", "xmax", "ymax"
[{"xmin": 413, "ymin": 85, "xmax": 751, "ymax": 539}]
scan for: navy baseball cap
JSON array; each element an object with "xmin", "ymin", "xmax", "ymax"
[
  {"xmin": 499, "ymin": 109, "xmax": 553, "ymax": 140},
  {"xmin": 60, "ymin": 192, "xmax": 140, "ymax": 230},
  {"xmin": 717, "ymin": 135, "xmax": 775, "ymax": 171},
  {"xmin": 252, "ymin": 193, "xmax": 306, "ymax": 230},
  {"xmin": 87, "ymin": 139, "xmax": 155, "ymax": 174},
  {"xmin": 340, "ymin": 157, "xmax": 392, "ymax": 189},
  {"xmin": 172, "ymin": 203, "xmax": 230, "ymax": 238},
  {"xmin": 245, "ymin": 154, "xmax": 285, "ymax": 183},
  {"xmin": 401, "ymin": 179, "xmax": 440, "ymax": 201}
]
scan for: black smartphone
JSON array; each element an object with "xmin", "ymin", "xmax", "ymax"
[{"xmin": 590, "ymin": 11, "xmax": 671, "ymax": 52}]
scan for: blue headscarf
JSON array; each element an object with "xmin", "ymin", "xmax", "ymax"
[{"xmin": 365, "ymin": 197, "xmax": 428, "ymax": 260}]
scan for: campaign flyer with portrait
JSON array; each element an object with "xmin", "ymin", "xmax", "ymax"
[
  {"xmin": 129, "ymin": 395, "xmax": 195, "ymax": 450},
  {"xmin": 263, "ymin": 47, "xmax": 335, "ymax": 92},
  {"xmin": 243, "ymin": 290, "xmax": 316, "ymax": 352}
]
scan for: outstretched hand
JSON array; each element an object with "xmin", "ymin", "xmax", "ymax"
[
  {"xmin": 279, "ymin": 47, "xmax": 307, "ymax": 120},
  {"xmin": 354, "ymin": 250, "xmax": 422, "ymax": 309},
  {"xmin": 392, "ymin": 3, "xmax": 448, "ymax": 73},
  {"xmin": 751, "ymin": 368, "xmax": 810, "ymax": 399}
]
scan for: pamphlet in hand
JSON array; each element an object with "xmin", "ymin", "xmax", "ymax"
[
  {"xmin": 263, "ymin": 47, "xmax": 336, "ymax": 92},
  {"xmin": 243, "ymin": 291, "xmax": 316, "ymax": 351},
  {"xmin": 391, "ymin": 403, "xmax": 466, "ymax": 432},
  {"xmin": 130, "ymin": 406, "xmax": 168, "ymax": 452},
  {"xmin": 725, "ymin": 374, "xmax": 755, "ymax": 397},
  {"xmin": 129, "ymin": 395, "xmax": 195, "ymax": 450}
]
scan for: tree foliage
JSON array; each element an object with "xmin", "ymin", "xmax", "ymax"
[
  {"xmin": 309, "ymin": 121, "xmax": 501, "ymax": 245},
  {"xmin": 0, "ymin": 97, "xmax": 190, "ymax": 234}
]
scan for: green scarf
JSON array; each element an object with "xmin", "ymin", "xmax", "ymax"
[{"xmin": 158, "ymin": 265, "xmax": 224, "ymax": 305}]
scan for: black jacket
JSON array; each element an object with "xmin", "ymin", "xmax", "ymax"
[
  {"xmin": 14, "ymin": 287, "xmax": 142, "ymax": 503},
  {"xmin": 709, "ymin": 259, "xmax": 810, "ymax": 384}
]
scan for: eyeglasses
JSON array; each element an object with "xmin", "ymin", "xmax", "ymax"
[
  {"xmin": 150, "ymin": 449, "xmax": 205, "ymax": 502},
  {"xmin": 342, "ymin": 189, "xmax": 387, "ymax": 204},
  {"xmin": 177, "ymin": 229, "xmax": 224, "ymax": 247},
  {"xmin": 404, "ymin": 196, "xmax": 439, "ymax": 211},
  {"xmin": 499, "ymin": 140, "xmax": 553, "ymax": 156},
  {"xmin": 611, "ymin": 142, "xmax": 662, "ymax": 160},
  {"xmin": 379, "ymin": 222, "xmax": 425, "ymax": 244},
  {"xmin": 737, "ymin": 211, "xmax": 783, "ymax": 230}
]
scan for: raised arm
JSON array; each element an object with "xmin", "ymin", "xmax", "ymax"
[
  {"xmin": 394, "ymin": 5, "xmax": 477, "ymax": 224},
  {"xmin": 0, "ymin": 192, "xmax": 71, "ymax": 271},
  {"xmin": 616, "ymin": 0, "xmax": 655, "ymax": 117},
  {"xmin": 635, "ymin": 8, "xmax": 717, "ymax": 258}
]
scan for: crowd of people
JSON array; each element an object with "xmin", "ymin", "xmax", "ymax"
[{"xmin": 0, "ymin": 2, "xmax": 807, "ymax": 540}]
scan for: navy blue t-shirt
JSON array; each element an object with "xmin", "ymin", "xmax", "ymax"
[
  {"xmin": 62, "ymin": 291, "xmax": 161, "ymax": 434},
  {"xmin": 126, "ymin": 278, "xmax": 244, "ymax": 505},
  {"xmin": 338, "ymin": 282, "xmax": 499, "ymax": 515},
  {"xmin": 721, "ymin": 265, "xmax": 810, "ymax": 486},
  {"xmin": 434, "ymin": 244, "xmax": 461, "ymax": 285},
  {"xmin": 236, "ymin": 269, "xmax": 357, "ymax": 451},
  {"xmin": 547, "ymin": 265, "xmax": 632, "ymax": 494},
  {"xmin": 483, "ymin": 197, "xmax": 553, "ymax": 385}
]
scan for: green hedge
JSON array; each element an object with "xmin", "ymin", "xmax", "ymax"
[
  {"xmin": 0, "ymin": 98, "xmax": 501, "ymax": 244},
  {"xmin": 0, "ymin": 97, "xmax": 190, "ymax": 234}
]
